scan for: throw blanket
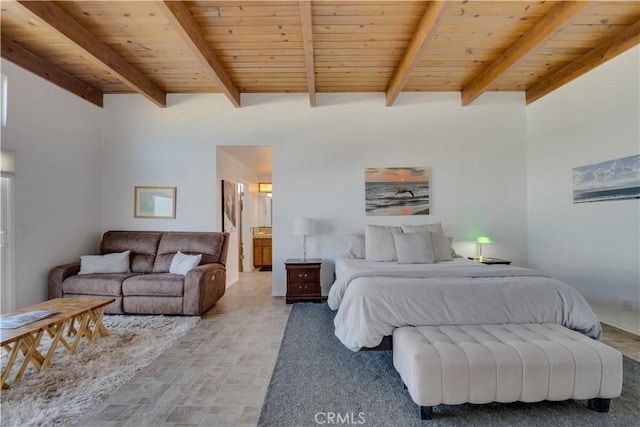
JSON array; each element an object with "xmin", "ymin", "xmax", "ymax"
[{"xmin": 328, "ymin": 262, "xmax": 601, "ymax": 351}]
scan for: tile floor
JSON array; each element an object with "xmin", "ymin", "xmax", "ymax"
[
  {"xmin": 76, "ymin": 270, "xmax": 639, "ymax": 426},
  {"xmin": 601, "ymin": 322, "xmax": 640, "ymax": 362},
  {"xmin": 76, "ymin": 270, "xmax": 290, "ymax": 427}
]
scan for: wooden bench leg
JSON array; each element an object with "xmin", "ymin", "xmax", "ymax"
[
  {"xmin": 588, "ymin": 398, "xmax": 611, "ymax": 413},
  {"xmin": 419, "ymin": 406, "xmax": 433, "ymax": 420}
]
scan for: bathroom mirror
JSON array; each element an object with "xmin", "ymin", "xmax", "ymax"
[{"xmin": 258, "ymin": 195, "xmax": 272, "ymax": 226}]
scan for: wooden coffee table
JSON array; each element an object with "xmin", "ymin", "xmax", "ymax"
[{"xmin": 0, "ymin": 298, "xmax": 114, "ymax": 389}]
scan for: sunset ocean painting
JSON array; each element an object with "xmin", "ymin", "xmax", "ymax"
[
  {"xmin": 366, "ymin": 167, "xmax": 430, "ymax": 216},
  {"xmin": 573, "ymin": 154, "xmax": 640, "ymax": 203}
]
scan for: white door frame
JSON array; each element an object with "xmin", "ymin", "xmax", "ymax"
[{"xmin": 1, "ymin": 175, "xmax": 15, "ymax": 313}]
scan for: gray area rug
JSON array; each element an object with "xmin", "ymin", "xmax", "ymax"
[
  {"xmin": 0, "ymin": 315, "xmax": 199, "ymax": 427},
  {"xmin": 259, "ymin": 303, "xmax": 640, "ymax": 426}
]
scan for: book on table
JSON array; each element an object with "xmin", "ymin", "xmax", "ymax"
[{"xmin": 0, "ymin": 310, "xmax": 60, "ymax": 329}]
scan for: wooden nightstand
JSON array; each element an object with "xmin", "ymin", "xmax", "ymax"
[
  {"xmin": 285, "ymin": 259, "xmax": 322, "ymax": 304},
  {"xmin": 468, "ymin": 257, "xmax": 512, "ymax": 265}
]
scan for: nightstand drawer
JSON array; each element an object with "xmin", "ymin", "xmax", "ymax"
[
  {"xmin": 285, "ymin": 259, "xmax": 322, "ymax": 304},
  {"xmin": 288, "ymin": 270, "xmax": 319, "ymax": 283},
  {"xmin": 288, "ymin": 282, "xmax": 320, "ymax": 294}
]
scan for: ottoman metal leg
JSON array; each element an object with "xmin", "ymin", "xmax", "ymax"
[{"xmin": 588, "ymin": 398, "xmax": 611, "ymax": 413}]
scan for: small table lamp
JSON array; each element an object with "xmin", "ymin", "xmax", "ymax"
[
  {"xmin": 475, "ymin": 236, "xmax": 493, "ymax": 261},
  {"xmin": 293, "ymin": 217, "xmax": 316, "ymax": 262}
]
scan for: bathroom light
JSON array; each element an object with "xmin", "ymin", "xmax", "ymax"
[{"xmin": 258, "ymin": 182, "xmax": 272, "ymax": 193}]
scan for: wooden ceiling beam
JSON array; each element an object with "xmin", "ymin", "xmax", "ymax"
[
  {"xmin": 1, "ymin": 37, "xmax": 103, "ymax": 108},
  {"xmin": 385, "ymin": 1, "xmax": 446, "ymax": 107},
  {"xmin": 160, "ymin": 1, "xmax": 241, "ymax": 108},
  {"xmin": 461, "ymin": 1, "xmax": 588, "ymax": 106},
  {"xmin": 16, "ymin": 1, "xmax": 166, "ymax": 108},
  {"xmin": 299, "ymin": 0, "xmax": 317, "ymax": 107},
  {"xmin": 527, "ymin": 20, "xmax": 640, "ymax": 105}
]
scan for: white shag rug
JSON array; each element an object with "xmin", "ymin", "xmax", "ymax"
[{"xmin": 0, "ymin": 315, "xmax": 199, "ymax": 427}]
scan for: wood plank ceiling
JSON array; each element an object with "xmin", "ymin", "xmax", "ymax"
[{"xmin": 1, "ymin": 1, "xmax": 639, "ymax": 109}]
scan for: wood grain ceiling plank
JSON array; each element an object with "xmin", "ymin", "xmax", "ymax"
[
  {"xmin": 299, "ymin": 0, "xmax": 316, "ymax": 106},
  {"xmin": 211, "ymin": 40, "xmax": 408, "ymax": 49},
  {"xmin": 313, "ymin": 15, "xmax": 424, "ymax": 26},
  {"xmin": 194, "ymin": 17, "xmax": 303, "ymax": 26},
  {"xmin": 311, "ymin": 2, "xmax": 425, "ymax": 17},
  {"xmin": 204, "ymin": 33, "xmax": 304, "ymax": 42},
  {"xmin": 15, "ymin": 0, "xmax": 166, "ymax": 107},
  {"xmin": 1, "ymin": 36, "xmax": 103, "ymax": 107},
  {"xmin": 527, "ymin": 20, "xmax": 640, "ymax": 104},
  {"xmin": 313, "ymin": 24, "xmax": 418, "ymax": 34},
  {"xmin": 200, "ymin": 25, "xmax": 303, "ymax": 35},
  {"xmin": 189, "ymin": 4, "xmax": 304, "ymax": 17},
  {"xmin": 159, "ymin": 1, "xmax": 240, "ymax": 108},
  {"xmin": 461, "ymin": 1, "xmax": 588, "ymax": 106},
  {"xmin": 385, "ymin": 1, "xmax": 447, "ymax": 106}
]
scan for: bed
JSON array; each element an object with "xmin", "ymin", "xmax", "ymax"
[{"xmin": 328, "ymin": 257, "xmax": 601, "ymax": 351}]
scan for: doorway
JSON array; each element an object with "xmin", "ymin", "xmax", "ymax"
[{"xmin": 217, "ymin": 145, "xmax": 272, "ymax": 278}]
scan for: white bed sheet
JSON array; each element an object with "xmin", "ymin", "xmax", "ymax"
[{"xmin": 329, "ymin": 257, "xmax": 601, "ymax": 351}]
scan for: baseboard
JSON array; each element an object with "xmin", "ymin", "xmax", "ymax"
[{"xmin": 598, "ymin": 316, "xmax": 640, "ymax": 337}]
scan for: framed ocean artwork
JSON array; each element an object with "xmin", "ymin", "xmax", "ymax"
[
  {"xmin": 573, "ymin": 154, "xmax": 640, "ymax": 203},
  {"xmin": 365, "ymin": 167, "xmax": 430, "ymax": 216}
]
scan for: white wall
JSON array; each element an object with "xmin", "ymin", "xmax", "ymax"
[
  {"xmin": 527, "ymin": 46, "xmax": 640, "ymax": 334},
  {"xmin": 0, "ymin": 59, "xmax": 102, "ymax": 308},
  {"xmin": 99, "ymin": 97, "xmax": 218, "ymax": 232},
  {"xmin": 100, "ymin": 92, "xmax": 529, "ymax": 297}
]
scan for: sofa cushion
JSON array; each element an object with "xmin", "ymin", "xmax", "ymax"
[
  {"xmin": 122, "ymin": 274, "xmax": 184, "ymax": 297},
  {"xmin": 153, "ymin": 232, "xmax": 226, "ymax": 273},
  {"xmin": 123, "ymin": 296, "xmax": 183, "ymax": 315},
  {"xmin": 62, "ymin": 273, "xmax": 135, "ymax": 296},
  {"xmin": 100, "ymin": 231, "xmax": 163, "ymax": 273}
]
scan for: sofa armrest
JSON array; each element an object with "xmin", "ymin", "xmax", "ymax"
[
  {"xmin": 183, "ymin": 263, "xmax": 226, "ymax": 315},
  {"xmin": 48, "ymin": 262, "xmax": 81, "ymax": 299}
]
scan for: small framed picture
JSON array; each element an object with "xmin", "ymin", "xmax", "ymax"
[{"xmin": 134, "ymin": 186, "xmax": 176, "ymax": 219}]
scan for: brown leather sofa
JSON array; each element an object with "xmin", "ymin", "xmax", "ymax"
[{"xmin": 48, "ymin": 231, "xmax": 229, "ymax": 315}]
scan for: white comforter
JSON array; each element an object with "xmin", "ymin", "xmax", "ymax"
[{"xmin": 328, "ymin": 258, "xmax": 601, "ymax": 351}]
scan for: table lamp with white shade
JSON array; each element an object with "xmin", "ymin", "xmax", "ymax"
[{"xmin": 292, "ymin": 217, "xmax": 316, "ymax": 262}]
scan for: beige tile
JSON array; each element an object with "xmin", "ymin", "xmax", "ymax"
[
  {"xmin": 76, "ymin": 270, "xmax": 288, "ymax": 427},
  {"xmin": 601, "ymin": 323, "xmax": 640, "ymax": 361}
]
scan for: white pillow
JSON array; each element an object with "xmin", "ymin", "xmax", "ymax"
[
  {"xmin": 344, "ymin": 234, "xmax": 366, "ymax": 259},
  {"xmin": 79, "ymin": 250, "xmax": 131, "ymax": 275},
  {"xmin": 393, "ymin": 232, "xmax": 435, "ymax": 264},
  {"xmin": 169, "ymin": 251, "xmax": 202, "ymax": 275},
  {"xmin": 402, "ymin": 223, "xmax": 452, "ymax": 261},
  {"xmin": 401, "ymin": 223, "xmax": 445, "ymax": 235},
  {"xmin": 365, "ymin": 225, "xmax": 402, "ymax": 261}
]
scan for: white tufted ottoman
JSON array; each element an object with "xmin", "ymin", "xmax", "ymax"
[{"xmin": 392, "ymin": 324, "xmax": 623, "ymax": 420}]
